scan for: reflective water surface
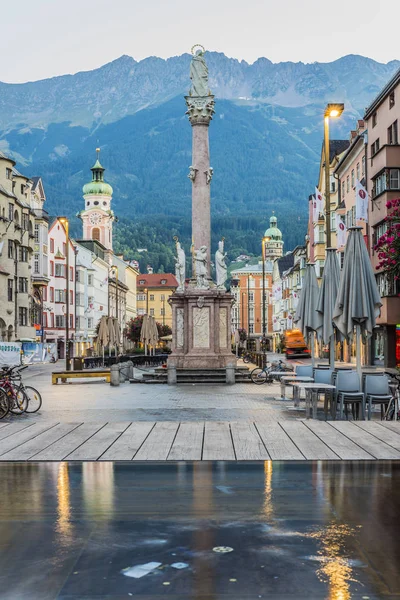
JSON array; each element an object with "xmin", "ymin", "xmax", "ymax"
[{"xmin": 0, "ymin": 461, "xmax": 399, "ymax": 599}]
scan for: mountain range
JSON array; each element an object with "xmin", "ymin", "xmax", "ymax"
[{"xmin": 0, "ymin": 52, "xmax": 398, "ymax": 272}]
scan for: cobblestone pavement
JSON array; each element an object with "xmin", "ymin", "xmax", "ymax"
[
  {"xmin": 18, "ymin": 361, "xmax": 309, "ymax": 423},
  {"xmin": 15, "ymin": 357, "xmax": 386, "ymax": 424}
]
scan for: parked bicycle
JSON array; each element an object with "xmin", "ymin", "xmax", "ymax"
[
  {"xmin": 250, "ymin": 359, "xmax": 293, "ymax": 385},
  {"xmin": 241, "ymin": 351, "xmax": 253, "ymax": 364},
  {"xmin": 384, "ymin": 372, "xmax": 400, "ymax": 420},
  {"xmin": 0, "ymin": 365, "xmax": 42, "ymax": 418}
]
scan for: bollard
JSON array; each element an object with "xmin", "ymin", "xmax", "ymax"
[
  {"xmin": 168, "ymin": 365, "xmax": 177, "ymax": 385},
  {"xmin": 119, "ymin": 364, "xmax": 126, "ymax": 383},
  {"xmin": 226, "ymin": 363, "xmax": 235, "ymax": 385},
  {"xmin": 110, "ymin": 364, "xmax": 120, "ymax": 387},
  {"xmin": 127, "ymin": 360, "xmax": 134, "ymax": 380}
]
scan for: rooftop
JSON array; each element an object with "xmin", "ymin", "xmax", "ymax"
[
  {"xmin": 137, "ymin": 273, "xmax": 178, "ymax": 288},
  {"xmin": 276, "ymin": 253, "xmax": 295, "ymax": 277},
  {"xmin": 328, "ymin": 139, "xmax": 351, "ymax": 163},
  {"xmin": 231, "ymin": 261, "xmax": 273, "ymax": 275}
]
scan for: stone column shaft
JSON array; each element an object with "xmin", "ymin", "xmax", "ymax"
[
  {"xmin": 185, "ymin": 94, "xmax": 215, "ymax": 279},
  {"xmin": 192, "ymin": 123, "xmax": 211, "ymax": 274}
]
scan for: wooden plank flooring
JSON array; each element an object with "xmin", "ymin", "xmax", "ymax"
[
  {"xmin": 203, "ymin": 422, "xmax": 236, "ymax": 460},
  {"xmin": 255, "ymin": 422, "xmax": 305, "ymax": 460},
  {"xmin": 0, "ymin": 419, "xmax": 398, "ymax": 461}
]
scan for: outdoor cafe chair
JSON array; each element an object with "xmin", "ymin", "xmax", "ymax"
[
  {"xmin": 365, "ymin": 375, "xmax": 393, "ymax": 420},
  {"xmin": 312, "ymin": 369, "xmax": 334, "ymax": 419},
  {"xmin": 290, "ymin": 365, "xmax": 314, "ymax": 401},
  {"xmin": 295, "ymin": 365, "xmax": 313, "ymax": 378},
  {"xmin": 332, "ymin": 367, "xmax": 353, "ymax": 387},
  {"xmin": 336, "ymin": 371, "xmax": 366, "ymax": 420}
]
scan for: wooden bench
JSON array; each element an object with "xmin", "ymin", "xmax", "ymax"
[{"xmin": 52, "ymin": 370, "xmax": 111, "ymax": 385}]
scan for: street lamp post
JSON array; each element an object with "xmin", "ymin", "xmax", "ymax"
[
  {"xmin": 261, "ymin": 236, "xmax": 270, "ymax": 366},
  {"xmin": 59, "ymin": 217, "xmax": 70, "ymax": 371},
  {"xmin": 144, "ymin": 288, "xmax": 149, "ymax": 314},
  {"xmin": 111, "ymin": 265, "xmax": 119, "ymax": 353},
  {"xmin": 241, "ymin": 291, "xmax": 246, "ymax": 331},
  {"xmin": 324, "ymin": 103, "xmax": 344, "ymax": 249},
  {"xmin": 247, "ymin": 275, "xmax": 252, "ymax": 339}
]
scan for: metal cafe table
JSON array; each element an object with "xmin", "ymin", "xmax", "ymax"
[
  {"xmin": 295, "ymin": 382, "xmax": 336, "ymax": 419},
  {"xmin": 280, "ymin": 375, "xmax": 314, "ymax": 406}
]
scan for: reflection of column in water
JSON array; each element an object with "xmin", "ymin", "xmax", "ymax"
[
  {"xmin": 177, "ymin": 462, "xmax": 187, "ymax": 487},
  {"xmin": 82, "ymin": 463, "xmax": 114, "ymax": 519},
  {"xmin": 192, "ymin": 463, "xmax": 215, "ymax": 599},
  {"xmin": 262, "ymin": 461, "xmax": 274, "ymax": 521},
  {"xmin": 57, "ymin": 462, "xmax": 72, "ymax": 537}
]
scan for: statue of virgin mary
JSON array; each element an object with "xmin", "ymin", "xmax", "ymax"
[{"xmin": 190, "ymin": 48, "xmax": 209, "ymax": 97}]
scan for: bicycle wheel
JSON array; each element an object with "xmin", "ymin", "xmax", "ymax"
[
  {"xmin": 250, "ymin": 368, "xmax": 268, "ymax": 385},
  {"xmin": 9, "ymin": 388, "xmax": 28, "ymax": 414},
  {"xmin": 0, "ymin": 390, "xmax": 10, "ymax": 419},
  {"xmin": 22, "ymin": 386, "xmax": 42, "ymax": 413}
]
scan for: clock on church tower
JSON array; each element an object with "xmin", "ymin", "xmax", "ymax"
[{"xmin": 79, "ymin": 149, "xmax": 115, "ymax": 250}]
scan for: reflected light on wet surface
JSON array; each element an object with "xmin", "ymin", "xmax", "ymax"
[
  {"xmin": 262, "ymin": 460, "xmax": 274, "ymax": 521},
  {"xmin": 57, "ymin": 462, "xmax": 71, "ymax": 538},
  {"xmin": 308, "ymin": 523, "xmax": 359, "ymax": 600}
]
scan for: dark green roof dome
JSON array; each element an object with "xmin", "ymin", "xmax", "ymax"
[
  {"xmin": 264, "ymin": 215, "xmax": 282, "ymax": 240},
  {"xmin": 82, "ymin": 153, "xmax": 113, "ymax": 196}
]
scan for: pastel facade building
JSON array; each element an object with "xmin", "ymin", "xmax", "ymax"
[
  {"xmin": 136, "ymin": 273, "xmax": 178, "ymax": 328},
  {"xmin": 44, "ymin": 218, "xmax": 76, "ymax": 358},
  {"xmin": 307, "ymin": 140, "xmax": 350, "ymax": 277},
  {"xmin": 364, "ymin": 68, "xmax": 400, "ymax": 366},
  {"xmin": 230, "ymin": 216, "xmax": 281, "ymax": 346},
  {"xmin": 334, "ymin": 120, "xmax": 367, "ymax": 268},
  {"xmin": 0, "ymin": 151, "xmax": 44, "ymax": 342}
]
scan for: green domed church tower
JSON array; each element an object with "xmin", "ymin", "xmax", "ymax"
[
  {"xmin": 264, "ymin": 214, "xmax": 284, "ymax": 260},
  {"xmin": 80, "ymin": 149, "xmax": 115, "ymax": 250}
]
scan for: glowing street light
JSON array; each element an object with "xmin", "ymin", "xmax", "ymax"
[{"xmin": 324, "ymin": 103, "xmax": 344, "ymax": 248}]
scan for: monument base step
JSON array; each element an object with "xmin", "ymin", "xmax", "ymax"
[{"xmin": 130, "ymin": 367, "xmax": 250, "ymax": 385}]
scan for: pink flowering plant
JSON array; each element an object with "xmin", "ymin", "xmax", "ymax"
[{"xmin": 373, "ymin": 198, "xmax": 400, "ymax": 279}]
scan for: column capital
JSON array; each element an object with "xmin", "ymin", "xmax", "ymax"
[{"xmin": 185, "ymin": 95, "xmax": 215, "ymax": 125}]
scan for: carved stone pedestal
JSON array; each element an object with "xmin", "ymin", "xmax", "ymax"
[{"xmin": 168, "ymin": 288, "xmax": 236, "ymax": 369}]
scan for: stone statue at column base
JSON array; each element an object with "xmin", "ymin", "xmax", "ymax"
[
  {"xmin": 215, "ymin": 239, "xmax": 227, "ymax": 290},
  {"xmin": 194, "ymin": 246, "xmax": 209, "ymax": 289},
  {"xmin": 174, "ymin": 238, "xmax": 186, "ymax": 292}
]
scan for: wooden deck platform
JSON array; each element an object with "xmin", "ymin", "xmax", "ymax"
[{"xmin": 0, "ymin": 420, "xmax": 399, "ymax": 461}]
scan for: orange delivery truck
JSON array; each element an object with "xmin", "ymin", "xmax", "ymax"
[{"xmin": 283, "ymin": 329, "xmax": 310, "ymax": 359}]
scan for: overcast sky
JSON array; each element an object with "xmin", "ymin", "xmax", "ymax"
[{"xmin": 1, "ymin": 0, "xmax": 398, "ymax": 83}]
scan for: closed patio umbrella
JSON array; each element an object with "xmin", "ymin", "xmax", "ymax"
[
  {"xmin": 294, "ymin": 263, "xmax": 320, "ymax": 367},
  {"xmin": 333, "ymin": 227, "xmax": 382, "ymax": 377},
  {"xmin": 97, "ymin": 316, "xmax": 109, "ymax": 365},
  {"xmin": 148, "ymin": 316, "xmax": 159, "ymax": 355},
  {"xmin": 113, "ymin": 318, "xmax": 121, "ymax": 351},
  {"xmin": 140, "ymin": 314, "xmax": 150, "ymax": 355},
  {"xmin": 108, "ymin": 316, "xmax": 116, "ymax": 350},
  {"xmin": 316, "ymin": 248, "xmax": 342, "ymax": 369}
]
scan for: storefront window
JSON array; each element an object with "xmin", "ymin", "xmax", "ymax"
[{"xmin": 373, "ymin": 329, "xmax": 385, "ymax": 365}]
